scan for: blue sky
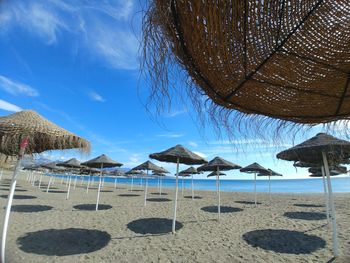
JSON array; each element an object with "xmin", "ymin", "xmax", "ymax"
[{"xmin": 0, "ymin": 0, "xmax": 346, "ymax": 179}]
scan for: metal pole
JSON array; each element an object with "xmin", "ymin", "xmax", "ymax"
[
  {"xmin": 181, "ymin": 176, "xmax": 184, "ymax": 196},
  {"xmin": 269, "ymin": 173, "xmax": 271, "ymax": 203},
  {"xmin": 159, "ymin": 176, "xmax": 162, "ymax": 196},
  {"xmin": 321, "ymin": 166, "xmax": 330, "ymax": 227},
  {"xmin": 1, "ymin": 137, "xmax": 28, "ymax": 263},
  {"xmin": 322, "ymin": 152, "xmax": 338, "ymax": 257},
  {"xmin": 172, "ymin": 158, "xmax": 180, "ymax": 234},
  {"xmin": 131, "ymin": 176, "xmax": 134, "ymax": 192}
]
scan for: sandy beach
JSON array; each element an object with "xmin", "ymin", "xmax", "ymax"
[{"xmin": 1, "ymin": 170, "xmax": 349, "ymax": 263}]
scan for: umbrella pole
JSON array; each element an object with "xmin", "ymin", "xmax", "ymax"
[
  {"xmin": 0, "ymin": 169, "xmax": 3, "ymax": 181},
  {"xmin": 31, "ymin": 173, "xmax": 36, "ymax": 186},
  {"xmin": 144, "ymin": 170, "xmax": 149, "ymax": 206},
  {"xmin": 216, "ymin": 166, "xmax": 221, "ymax": 221},
  {"xmin": 80, "ymin": 176, "xmax": 84, "ymax": 186},
  {"xmin": 1, "ymin": 137, "xmax": 28, "ymax": 263},
  {"xmin": 114, "ymin": 178, "xmax": 117, "ymax": 189},
  {"xmin": 159, "ymin": 176, "xmax": 162, "ymax": 196},
  {"xmin": 182, "ymin": 176, "xmax": 184, "ymax": 196},
  {"xmin": 26, "ymin": 171, "xmax": 30, "ymax": 181},
  {"xmin": 191, "ymin": 174, "xmax": 194, "ymax": 200},
  {"xmin": 268, "ymin": 173, "xmax": 271, "ymax": 204},
  {"xmin": 96, "ymin": 164, "xmax": 104, "ymax": 211},
  {"xmin": 46, "ymin": 176, "xmax": 52, "ymax": 193},
  {"xmin": 66, "ymin": 176, "xmax": 72, "ymax": 200},
  {"xmin": 172, "ymin": 158, "xmax": 180, "ymax": 234},
  {"xmin": 140, "ymin": 177, "xmax": 143, "ymax": 189},
  {"xmin": 254, "ymin": 173, "xmax": 257, "ymax": 207},
  {"xmin": 66, "ymin": 176, "xmax": 69, "ymax": 187},
  {"xmin": 131, "ymin": 177, "xmax": 133, "ymax": 192},
  {"xmin": 61, "ymin": 175, "xmax": 64, "ymax": 185},
  {"xmin": 38, "ymin": 173, "xmax": 43, "ymax": 189},
  {"xmin": 321, "ymin": 166, "xmax": 330, "ymax": 227},
  {"xmin": 322, "ymin": 152, "xmax": 339, "ymax": 257},
  {"xmin": 86, "ymin": 176, "xmax": 91, "ymax": 193},
  {"xmin": 73, "ymin": 175, "xmax": 77, "ymax": 190}
]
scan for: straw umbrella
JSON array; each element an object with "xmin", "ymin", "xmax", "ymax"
[
  {"xmin": 131, "ymin": 161, "xmax": 165, "ymax": 206},
  {"xmin": 179, "ymin": 166, "xmax": 200, "ymax": 200},
  {"xmin": 0, "ymin": 110, "xmax": 89, "ymax": 263},
  {"xmin": 57, "ymin": 158, "xmax": 81, "ymax": 198},
  {"xmin": 151, "ymin": 166, "xmax": 170, "ymax": 195},
  {"xmin": 257, "ymin": 169, "xmax": 282, "ymax": 202},
  {"xmin": 125, "ymin": 169, "xmax": 145, "ymax": 192},
  {"xmin": 240, "ymin": 163, "xmax": 269, "ymax": 206},
  {"xmin": 178, "ymin": 171, "xmax": 190, "ymax": 196},
  {"xmin": 150, "ymin": 144, "xmax": 207, "ymax": 233},
  {"xmin": 277, "ymin": 133, "xmax": 350, "ymax": 257},
  {"xmin": 40, "ymin": 162, "xmax": 65, "ymax": 192},
  {"xmin": 198, "ymin": 157, "xmax": 241, "ymax": 221},
  {"xmin": 207, "ymin": 171, "xmax": 226, "ymax": 177},
  {"xmin": 81, "ymin": 154, "xmax": 122, "ymax": 211}
]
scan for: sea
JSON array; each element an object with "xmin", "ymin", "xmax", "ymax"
[{"xmin": 50, "ymin": 174, "xmax": 350, "ymax": 193}]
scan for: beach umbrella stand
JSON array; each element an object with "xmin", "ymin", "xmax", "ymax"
[
  {"xmin": 321, "ymin": 166, "xmax": 330, "ymax": 227},
  {"xmin": 172, "ymin": 158, "xmax": 180, "ymax": 233}
]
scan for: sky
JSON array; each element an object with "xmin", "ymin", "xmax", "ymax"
[{"xmin": 0, "ymin": 0, "xmax": 347, "ymax": 179}]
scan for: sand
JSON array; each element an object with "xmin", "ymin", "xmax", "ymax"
[{"xmin": 0, "ymin": 170, "xmax": 349, "ymax": 263}]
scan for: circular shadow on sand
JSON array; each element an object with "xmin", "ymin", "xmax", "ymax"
[
  {"xmin": 243, "ymin": 229, "xmax": 326, "ymax": 254},
  {"xmin": 0, "ymin": 195, "xmax": 36, "ymax": 200},
  {"xmin": 294, "ymin": 204, "xmax": 324, "ymax": 208},
  {"xmin": 130, "ymin": 189, "xmax": 144, "ymax": 192},
  {"xmin": 11, "ymin": 205, "xmax": 53, "ymax": 213},
  {"xmin": 184, "ymin": 196, "xmax": 202, "ymax": 199},
  {"xmin": 235, "ymin": 201, "xmax": 262, "ymax": 205},
  {"xmin": 17, "ymin": 228, "xmax": 111, "ymax": 256},
  {"xmin": 146, "ymin": 198, "xmax": 171, "ymax": 202},
  {"xmin": 151, "ymin": 192, "xmax": 168, "ymax": 196},
  {"xmin": 118, "ymin": 194, "xmax": 140, "ymax": 197},
  {"xmin": 100, "ymin": 190, "xmax": 113, "ymax": 193},
  {"xmin": 1, "ymin": 184, "xmax": 21, "ymax": 188},
  {"xmin": 0, "ymin": 188, "xmax": 27, "ymax": 192},
  {"xmin": 201, "ymin": 206, "xmax": 243, "ymax": 213},
  {"xmin": 44, "ymin": 190, "xmax": 67, "ymax": 194},
  {"xmin": 284, "ymin": 212, "xmax": 327, "ymax": 221},
  {"xmin": 73, "ymin": 204, "xmax": 112, "ymax": 211},
  {"xmin": 127, "ymin": 218, "xmax": 183, "ymax": 235}
]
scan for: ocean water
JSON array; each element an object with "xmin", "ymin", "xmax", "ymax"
[{"xmin": 50, "ymin": 174, "xmax": 350, "ymax": 193}]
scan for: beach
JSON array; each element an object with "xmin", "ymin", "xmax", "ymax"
[{"xmin": 1, "ymin": 170, "xmax": 350, "ymax": 263}]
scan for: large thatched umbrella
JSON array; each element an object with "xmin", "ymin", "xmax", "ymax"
[
  {"xmin": 142, "ymin": 1, "xmax": 350, "ymax": 139},
  {"xmin": 131, "ymin": 161, "xmax": 165, "ymax": 206},
  {"xmin": 125, "ymin": 169, "xmax": 145, "ymax": 192},
  {"xmin": 150, "ymin": 144, "xmax": 207, "ymax": 233},
  {"xmin": 81, "ymin": 154, "xmax": 122, "ymax": 211},
  {"xmin": 277, "ymin": 133, "xmax": 350, "ymax": 257},
  {"xmin": 0, "ymin": 110, "xmax": 89, "ymax": 263},
  {"xmin": 179, "ymin": 166, "xmax": 201, "ymax": 200},
  {"xmin": 257, "ymin": 169, "xmax": 282, "ymax": 202},
  {"xmin": 240, "ymin": 163, "xmax": 269, "ymax": 206},
  {"xmin": 198, "ymin": 157, "xmax": 241, "ymax": 220},
  {"xmin": 57, "ymin": 158, "xmax": 81, "ymax": 198}
]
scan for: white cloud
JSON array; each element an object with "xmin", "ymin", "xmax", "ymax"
[
  {"xmin": 88, "ymin": 91, "xmax": 105, "ymax": 102},
  {"xmin": 193, "ymin": 151, "xmax": 207, "ymax": 158},
  {"xmin": 0, "ymin": 99, "xmax": 22, "ymax": 112},
  {"xmin": 0, "ymin": 75, "xmax": 39, "ymax": 97},
  {"xmin": 156, "ymin": 133, "xmax": 184, "ymax": 138},
  {"xmin": 164, "ymin": 109, "xmax": 188, "ymax": 118},
  {"xmin": 188, "ymin": 141, "xmax": 198, "ymax": 147},
  {"xmin": 0, "ymin": 0, "xmax": 139, "ymax": 70}
]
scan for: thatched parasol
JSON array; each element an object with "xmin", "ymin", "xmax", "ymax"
[
  {"xmin": 142, "ymin": 1, "xmax": 350, "ymax": 139},
  {"xmin": 240, "ymin": 162, "xmax": 269, "ymax": 206},
  {"xmin": 207, "ymin": 171, "xmax": 226, "ymax": 177},
  {"xmin": 152, "ymin": 167, "xmax": 169, "ymax": 196},
  {"xmin": 257, "ymin": 169, "xmax": 283, "ymax": 202},
  {"xmin": 0, "ymin": 110, "xmax": 90, "ymax": 263},
  {"xmin": 276, "ymin": 133, "xmax": 350, "ymax": 257},
  {"xmin": 57, "ymin": 158, "xmax": 82, "ymax": 197},
  {"xmin": 179, "ymin": 166, "xmax": 201, "ymax": 200},
  {"xmin": 131, "ymin": 161, "xmax": 165, "ymax": 206},
  {"xmin": 82, "ymin": 154, "xmax": 123, "ymax": 211},
  {"xmin": 198, "ymin": 157, "xmax": 241, "ymax": 220},
  {"xmin": 126, "ymin": 169, "xmax": 146, "ymax": 192},
  {"xmin": 150, "ymin": 144, "xmax": 207, "ymax": 233}
]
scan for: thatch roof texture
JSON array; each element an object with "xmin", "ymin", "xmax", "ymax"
[
  {"xmin": 143, "ymin": 1, "xmax": 350, "ymax": 138},
  {"xmin": 57, "ymin": 158, "xmax": 81, "ymax": 168},
  {"xmin": 258, "ymin": 169, "xmax": 283, "ymax": 177},
  {"xmin": 240, "ymin": 162, "xmax": 269, "ymax": 174},
  {"xmin": 277, "ymin": 133, "xmax": 350, "ymax": 164},
  {"xmin": 207, "ymin": 171, "xmax": 226, "ymax": 177},
  {"xmin": 197, "ymin": 157, "xmax": 241, "ymax": 172},
  {"xmin": 81, "ymin": 154, "xmax": 123, "ymax": 168},
  {"xmin": 131, "ymin": 160, "xmax": 164, "ymax": 173},
  {"xmin": 0, "ymin": 110, "xmax": 90, "ymax": 155},
  {"xmin": 179, "ymin": 166, "xmax": 200, "ymax": 175},
  {"xmin": 150, "ymin": 144, "xmax": 207, "ymax": 165}
]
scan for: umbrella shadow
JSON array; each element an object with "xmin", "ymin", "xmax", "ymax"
[
  {"xmin": 73, "ymin": 204, "xmax": 112, "ymax": 211},
  {"xmin": 17, "ymin": 228, "xmax": 111, "ymax": 256},
  {"xmin": 100, "ymin": 190, "xmax": 114, "ymax": 193},
  {"xmin": 294, "ymin": 204, "xmax": 324, "ymax": 208},
  {"xmin": 0, "ymin": 195, "xmax": 37, "ymax": 200},
  {"xmin": 10, "ymin": 205, "xmax": 53, "ymax": 213},
  {"xmin": 146, "ymin": 198, "xmax": 171, "ymax": 202},
  {"xmin": 0, "ymin": 188, "xmax": 27, "ymax": 192},
  {"xmin": 150, "ymin": 192, "xmax": 168, "ymax": 196},
  {"xmin": 235, "ymin": 201, "xmax": 262, "ymax": 205},
  {"xmin": 130, "ymin": 189, "xmax": 144, "ymax": 192},
  {"xmin": 44, "ymin": 190, "xmax": 67, "ymax": 194},
  {"xmin": 184, "ymin": 196, "xmax": 202, "ymax": 199},
  {"xmin": 118, "ymin": 194, "xmax": 140, "ymax": 197},
  {"xmin": 243, "ymin": 229, "xmax": 326, "ymax": 254},
  {"xmin": 201, "ymin": 206, "xmax": 243, "ymax": 213},
  {"xmin": 127, "ymin": 218, "xmax": 183, "ymax": 235},
  {"xmin": 284, "ymin": 212, "xmax": 327, "ymax": 221},
  {"xmin": 0, "ymin": 184, "xmax": 22, "ymax": 188}
]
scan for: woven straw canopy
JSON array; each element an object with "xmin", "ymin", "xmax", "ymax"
[
  {"xmin": 41, "ymin": 162, "xmax": 66, "ymax": 171},
  {"xmin": 179, "ymin": 166, "xmax": 200, "ymax": 175},
  {"xmin": 207, "ymin": 171, "xmax": 226, "ymax": 177},
  {"xmin": 81, "ymin": 154, "xmax": 123, "ymax": 168},
  {"xmin": 0, "ymin": 110, "xmax": 90, "ymax": 155},
  {"xmin": 131, "ymin": 160, "xmax": 164, "ymax": 173},
  {"xmin": 197, "ymin": 157, "xmax": 241, "ymax": 172},
  {"xmin": 125, "ymin": 169, "xmax": 144, "ymax": 175},
  {"xmin": 57, "ymin": 158, "xmax": 81, "ymax": 168},
  {"xmin": 150, "ymin": 144, "xmax": 207, "ymax": 165},
  {"xmin": 143, "ymin": 1, "xmax": 350, "ymax": 137},
  {"xmin": 240, "ymin": 162, "xmax": 268, "ymax": 174},
  {"xmin": 277, "ymin": 133, "xmax": 350, "ymax": 164},
  {"xmin": 258, "ymin": 169, "xmax": 282, "ymax": 176},
  {"xmin": 308, "ymin": 166, "xmax": 347, "ymax": 175}
]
